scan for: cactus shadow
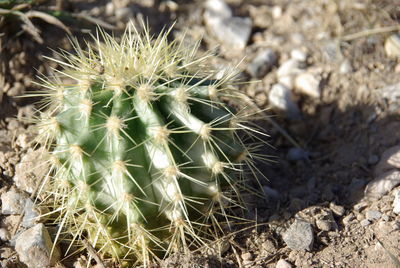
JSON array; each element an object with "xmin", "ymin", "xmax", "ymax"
[{"xmin": 253, "ymin": 101, "xmax": 400, "ymax": 223}]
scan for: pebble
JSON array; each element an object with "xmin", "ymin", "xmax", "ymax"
[
  {"xmin": 360, "ymin": 219, "xmax": 371, "ymax": 227},
  {"xmin": 263, "ymin": 186, "xmax": 281, "ymax": 202},
  {"xmin": 204, "ymin": 0, "xmax": 252, "ymax": 50},
  {"xmin": 268, "ymin": 84, "xmax": 301, "ymax": 119},
  {"xmin": 380, "ymin": 84, "xmax": 400, "ymax": 114},
  {"xmin": 282, "ymin": 220, "xmax": 314, "ymax": 251},
  {"xmin": 365, "ymin": 209, "xmax": 382, "ymax": 221},
  {"xmin": 290, "ymin": 49, "xmax": 307, "ymax": 62},
  {"xmin": 22, "ymin": 198, "xmax": 42, "ymax": 228},
  {"xmin": 287, "ymin": 147, "xmax": 310, "ymax": 161},
  {"xmin": 247, "ymin": 49, "xmax": 277, "ymax": 78},
  {"xmin": 365, "ymin": 170, "xmax": 400, "ymax": 200},
  {"xmin": 1, "ymin": 187, "xmax": 28, "ymax": 215},
  {"xmin": 374, "ymin": 145, "xmax": 400, "ymax": 176},
  {"xmin": 381, "ymin": 214, "xmax": 389, "ymax": 221},
  {"xmin": 0, "ymin": 228, "xmax": 10, "ymax": 241},
  {"xmin": 316, "ymin": 219, "xmax": 334, "ymax": 231},
  {"xmin": 384, "ymin": 34, "xmax": 400, "ymax": 58},
  {"xmin": 368, "ymin": 154, "xmax": 379, "ymax": 165},
  {"xmin": 339, "ymin": 59, "xmax": 353, "ymax": 74},
  {"xmin": 294, "ymin": 72, "xmax": 321, "ymax": 98},
  {"xmin": 14, "ymin": 148, "xmax": 49, "ymax": 194},
  {"xmin": 342, "ymin": 214, "xmax": 355, "ymax": 225},
  {"xmin": 393, "ymin": 190, "xmax": 400, "ymax": 214},
  {"xmin": 277, "ymin": 59, "xmax": 302, "ymax": 80},
  {"xmin": 15, "ymin": 223, "xmax": 60, "ymax": 268},
  {"xmin": 115, "ymin": 7, "xmax": 133, "ymax": 21},
  {"xmin": 241, "ymin": 252, "xmax": 253, "ymax": 261},
  {"xmin": 204, "ymin": 0, "xmax": 232, "ymax": 18},
  {"xmin": 276, "ymin": 259, "xmax": 293, "ymax": 268},
  {"xmin": 329, "ymin": 203, "xmax": 345, "ymax": 216}
]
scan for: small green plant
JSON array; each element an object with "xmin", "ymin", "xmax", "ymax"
[{"xmin": 34, "ymin": 22, "xmax": 265, "ymax": 266}]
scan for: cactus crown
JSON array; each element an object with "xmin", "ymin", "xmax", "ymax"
[{"xmin": 34, "ymin": 22, "xmax": 264, "ymax": 266}]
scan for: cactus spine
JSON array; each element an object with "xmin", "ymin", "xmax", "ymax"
[{"xmin": 35, "ymin": 22, "xmax": 263, "ymax": 266}]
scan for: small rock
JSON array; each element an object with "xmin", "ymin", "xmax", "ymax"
[
  {"xmin": 290, "ymin": 49, "xmax": 307, "ymax": 62},
  {"xmin": 287, "ymin": 147, "xmax": 310, "ymax": 161},
  {"xmin": 204, "ymin": 1, "xmax": 252, "ymax": 51},
  {"xmin": 263, "ymin": 186, "xmax": 280, "ymax": 201},
  {"xmin": 0, "ymin": 228, "xmax": 10, "ymax": 241},
  {"xmin": 294, "ymin": 72, "xmax": 321, "ymax": 98},
  {"xmin": 255, "ymin": 92, "xmax": 268, "ymax": 107},
  {"xmin": 316, "ymin": 219, "xmax": 334, "ymax": 231},
  {"xmin": 381, "ymin": 84, "xmax": 400, "ymax": 113},
  {"xmin": 360, "ymin": 219, "xmax": 371, "ymax": 227},
  {"xmin": 381, "ymin": 214, "xmax": 389, "ymax": 221},
  {"xmin": 276, "ymin": 259, "xmax": 292, "ymax": 268},
  {"xmin": 339, "ymin": 59, "xmax": 353, "ymax": 74},
  {"xmin": 282, "ymin": 220, "xmax": 314, "ymax": 251},
  {"xmin": 15, "ymin": 223, "xmax": 60, "ymax": 268},
  {"xmin": 271, "ymin": 6, "xmax": 283, "ymax": 19},
  {"xmin": 14, "ymin": 148, "xmax": 49, "ymax": 194},
  {"xmin": 16, "ymin": 133, "xmax": 29, "ymax": 149},
  {"xmin": 342, "ymin": 214, "xmax": 354, "ymax": 225},
  {"xmin": 277, "ymin": 59, "xmax": 302, "ymax": 80},
  {"xmin": 115, "ymin": 7, "xmax": 133, "ymax": 21},
  {"xmin": 368, "ymin": 154, "xmax": 379, "ymax": 165},
  {"xmin": 241, "ymin": 252, "xmax": 253, "ymax": 261},
  {"xmin": 385, "ymin": 34, "xmax": 400, "ymax": 58},
  {"xmin": 329, "ymin": 203, "xmax": 345, "ymax": 216},
  {"xmin": 247, "ymin": 49, "xmax": 277, "ymax": 78},
  {"xmin": 205, "ymin": 0, "xmax": 232, "ymax": 18},
  {"xmin": 22, "ymin": 198, "xmax": 42, "ymax": 228},
  {"xmin": 365, "ymin": 170, "xmax": 400, "ymax": 199},
  {"xmin": 374, "ymin": 145, "xmax": 400, "ymax": 176},
  {"xmin": 268, "ymin": 84, "xmax": 301, "ymax": 119},
  {"xmin": 323, "ymin": 42, "xmax": 339, "ymax": 61},
  {"xmin": 365, "ymin": 209, "xmax": 382, "ymax": 221},
  {"xmin": 1, "ymin": 187, "xmax": 28, "ymax": 215},
  {"xmin": 393, "ymin": 190, "xmax": 400, "ymax": 214},
  {"xmin": 353, "ymin": 202, "xmax": 368, "ymax": 212}
]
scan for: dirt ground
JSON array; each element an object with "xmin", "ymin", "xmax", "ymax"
[{"xmin": 0, "ymin": 0, "xmax": 400, "ymax": 267}]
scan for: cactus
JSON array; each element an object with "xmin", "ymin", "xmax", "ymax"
[{"xmin": 34, "ymin": 22, "xmax": 264, "ymax": 266}]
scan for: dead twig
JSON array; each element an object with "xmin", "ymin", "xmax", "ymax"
[
  {"xmin": 340, "ymin": 25, "xmax": 400, "ymax": 42},
  {"xmin": 82, "ymin": 239, "xmax": 106, "ymax": 268}
]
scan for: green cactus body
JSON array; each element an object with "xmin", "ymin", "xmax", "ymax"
[{"xmin": 36, "ymin": 23, "xmax": 262, "ymax": 265}]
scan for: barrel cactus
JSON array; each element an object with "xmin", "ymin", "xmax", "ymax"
[{"xmin": 34, "ymin": 22, "xmax": 263, "ymax": 266}]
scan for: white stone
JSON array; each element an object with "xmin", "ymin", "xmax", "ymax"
[
  {"xmin": 393, "ymin": 190, "xmax": 400, "ymax": 214},
  {"xmin": 282, "ymin": 220, "xmax": 314, "ymax": 251},
  {"xmin": 385, "ymin": 34, "xmax": 400, "ymax": 58},
  {"xmin": 290, "ymin": 48, "xmax": 307, "ymax": 62},
  {"xmin": 205, "ymin": 0, "xmax": 232, "ymax": 18},
  {"xmin": 294, "ymin": 72, "xmax": 321, "ymax": 98},
  {"xmin": 277, "ymin": 59, "xmax": 302, "ymax": 78},
  {"xmin": 15, "ymin": 224, "xmax": 60, "ymax": 268},
  {"xmin": 365, "ymin": 170, "xmax": 400, "ymax": 200},
  {"xmin": 268, "ymin": 84, "xmax": 300, "ymax": 119},
  {"xmin": 1, "ymin": 188, "xmax": 28, "ymax": 215},
  {"xmin": 276, "ymin": 259, "xmax": 293, "ymax": 268}
]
